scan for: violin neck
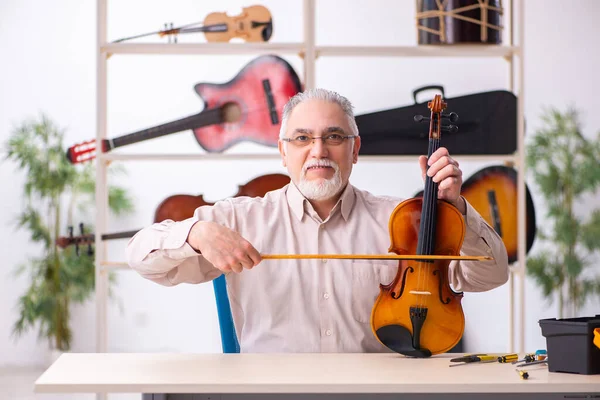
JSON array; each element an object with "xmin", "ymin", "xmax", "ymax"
[
  {"xmin": 416, "ymin": 137, "xmax": 441, "ymax": 256},
  {"xmin": 177, "ymin": 24, "xmax": 228, "ymax": 34}
]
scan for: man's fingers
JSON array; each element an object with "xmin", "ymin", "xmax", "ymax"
[
  {"xmin": 246, "ymin": 245, "xmax": 262, "ymax": 266},
  {"xmin": 427, "ymin": 147, "xmax": 450, "ymax": 166}
]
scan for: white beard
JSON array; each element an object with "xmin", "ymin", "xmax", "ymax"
[{"xmin": 297, "ymin": 159, "xmax": 344, "ymax": 201}]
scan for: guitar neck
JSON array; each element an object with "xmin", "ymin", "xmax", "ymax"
[{"xmin": 104, "ymin": 107, "xmax": 224, "ymax": 151}]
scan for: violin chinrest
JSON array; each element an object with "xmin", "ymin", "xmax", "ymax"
[{"xmin": 375, "ymin": 325, "xmax": 432, "ymax": 358}]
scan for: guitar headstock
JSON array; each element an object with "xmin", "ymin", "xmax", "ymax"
[{"xmin": 65, "ymin": 139, "xmax": 109, "ymax": 164}]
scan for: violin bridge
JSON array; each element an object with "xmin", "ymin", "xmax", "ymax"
[{"xmin": 409, "ymin": 290, "xmax": 431, "ymax": 296}]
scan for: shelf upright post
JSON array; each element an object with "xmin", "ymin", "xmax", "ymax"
[
  {"xmin": 507, "ymin": 0, "xmax": 515, "ymax": 354},
  {"xmin": 95, "ymin": 0, "xmax": 109, "ymax": 387},
  {"xmin": 516, "ymin": 0, "xmax": 526, "ymax": 356},
  {"xmin": 303, "ymin": 0, "xmax": 316, "ymax": 89}
]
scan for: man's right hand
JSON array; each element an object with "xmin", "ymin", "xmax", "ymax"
[{"xmin": 186, "ymin": 221, "xmax": 262, "ymax": 273}]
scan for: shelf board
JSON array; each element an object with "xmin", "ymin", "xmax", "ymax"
[
  {"xmin": 101, "ymin": 262, "xmax": 129, "ymax": 270},
  {"xmin": 100, "ymin": 43, "xmax": 519, "ymax": 58},
  {"xmin": 316, "ymin": 45, "xmax": 519, "ymax": 58},
  {"xmin": 102, "ymin": 42, "xmax": 305, "ymax": 55},
  {"xmin": 101, "ymin": 153, "xmax": 517, "ymax": 163}
]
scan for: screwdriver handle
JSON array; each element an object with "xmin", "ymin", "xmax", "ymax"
[{"xmin": 498, "ymin": 354, "xmax": 518, "ymax": 363}]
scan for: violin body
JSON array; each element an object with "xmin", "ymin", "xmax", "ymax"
[
  {"xmin": 371, "ymin": 198, "xmax": 465, "ymax": 356},
  {"xmin": 203, "ymin": 5, "xmax": 273, "ymax": 43},
  {"xmin": 370, "ymin": 94, "xmax": 466, "ymax": 357}
]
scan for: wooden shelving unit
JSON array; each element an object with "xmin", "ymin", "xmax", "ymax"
[{"xmin": 93, "ymin": 2, "xmax": 526, "ymax": 398}]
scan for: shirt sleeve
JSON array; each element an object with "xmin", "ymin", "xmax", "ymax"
[
  {"xmin": 448, "ymin": 196, "xmax": 510, "ymax": 292},
  {"xmin": 125, "ymin": 200, "xmax": 235, "ymax": 287}
]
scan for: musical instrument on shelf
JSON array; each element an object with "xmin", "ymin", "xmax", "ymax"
[
  {"xmin": 415, "ymin": 165, "xmax": 537, "ymax": 264},
  {"xmin": 65, "ymin": 55, "xmax": 302, "ymax": 164},
  {"xmin": 113, "ymin": 5, "xmax": 273, "ymax": 43},
  {"xmin": 356, "ymin": 85, "xmax": 517, "ymax": 156},
  {"xmin": 56, "ymin": 173, "xmax": 291, "ymax": 253},
  {"xmin": 153, "ymin": 173, "xmax": 291, "ymax": 222},
  {"xmin": 369, "ymin": 94, "xmax": 466, "ymax": 358},
  {"xmin": 416, "ymin": 0, "xmax": 503, "ymax": 44}
]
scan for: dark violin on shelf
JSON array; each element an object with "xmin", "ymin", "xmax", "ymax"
[
  {"xmin": 56, "ymin": 173, "xmax": 291, "ymax": 254},
  {"xmin": 370, "ymin": 94, "xmax": 465, "ymax": 357}
]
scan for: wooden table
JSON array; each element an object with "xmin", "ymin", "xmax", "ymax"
[{"xmin": 35, "ymin": 352, "xmax": 600, "ymax": 400}]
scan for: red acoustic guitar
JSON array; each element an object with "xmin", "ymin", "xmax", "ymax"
[{"xmin": 66, "ymin": 55, "xmax": 302, "ymax": 164}]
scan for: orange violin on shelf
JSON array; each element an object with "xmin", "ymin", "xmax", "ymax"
[
  {"xmin": 113, "ymin": 5, "xmax": 273, "ymax": 44},
  {"xmin": 369, "ymin": 94, "xmax": 466, "ymax": 357}
]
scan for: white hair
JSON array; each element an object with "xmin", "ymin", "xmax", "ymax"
[{"xmin": 279, "ymin": 88, "xmax": 360, "ymax": 139}]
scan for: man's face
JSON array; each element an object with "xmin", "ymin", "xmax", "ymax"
[{"xmin": 278, "ymin": 99, "xmax": 361, "ymax": 201}]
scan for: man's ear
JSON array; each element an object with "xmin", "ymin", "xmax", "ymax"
[
  {"xmin": 278, "ymin": 140, "xmax": 287, "ymax": 167},
  {"xmin": 352, "ymin": 136, "xmax": 361, "ymax": 164}
]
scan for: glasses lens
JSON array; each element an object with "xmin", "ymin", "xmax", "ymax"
[{"xmin": 324, "ymin": 135, "xmax": 344, "ymax": 145}]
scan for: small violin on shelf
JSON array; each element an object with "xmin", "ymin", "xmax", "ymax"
[{"xmin": 113, "ymin": 5, "xmax": 273, "ymax": 44}]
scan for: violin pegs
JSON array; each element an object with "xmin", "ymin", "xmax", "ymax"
[
  {"xmin": 68, "ymin": 226, "xmax": 73, "ymax": 238},
  {"xmin": 414, "ymin": 115, "xmax": 430, "ymax": 123},
  {"xmin": 87, "ymin": 243, "xmax": 94, "ymax": 257},
  {"xmin": 442, "ymin": 112, "xmax": 459, "ymax": 123},
  {"xmin": 442, "ymin": 124, "xmax": 459, "ymax": 133}
]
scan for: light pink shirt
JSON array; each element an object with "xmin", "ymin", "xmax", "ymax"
[{"xmin": 126, "ymin": 182, "xmax": 509, "ymax": 353}]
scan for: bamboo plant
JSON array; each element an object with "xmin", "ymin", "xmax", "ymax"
[
  {"xmin": 526, "ymin": 106, "xmax": 600, "ymax": 318},
  {"xmin": 3, "ymin": 114, "xmax": 134, "ymax": 352}
]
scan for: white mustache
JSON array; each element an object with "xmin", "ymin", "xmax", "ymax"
[{"xmin": 302, "ymin": 159, "xmax": 337, "ymax": 173}]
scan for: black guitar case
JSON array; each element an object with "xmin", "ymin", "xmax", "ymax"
[{"xmin": 355, "ymin": 85, "xmax": 517, "ymax": 155}]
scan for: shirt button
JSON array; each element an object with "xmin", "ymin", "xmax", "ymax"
[
  {"xmin": 323, "ymin": 292, "xmax": 330, "ymax": 299},
  {"xmin": 325, "ymin": 329, "xmax": 332, "ymax": 336},
  {"xmin": 322, "ymin": 259, "xmax": 327, "ymax": 264}
]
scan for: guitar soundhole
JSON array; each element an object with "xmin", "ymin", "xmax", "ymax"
[{"xmin": 222, "ymin": 102, "xmax": 242, "ymax": 123}]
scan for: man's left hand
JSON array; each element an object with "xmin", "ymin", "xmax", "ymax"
[{"xmin": 418, "ymin": 147, "xmax": 466, "ymax": 214}]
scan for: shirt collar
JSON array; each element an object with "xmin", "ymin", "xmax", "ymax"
[{"xmin": 286, "ymin": 180, "xmax": 356, "ymax": 222}]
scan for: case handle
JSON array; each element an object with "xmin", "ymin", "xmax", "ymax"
[{"xmin": 413, "ymin": 85, "xmax": 445, "ymax": 104}]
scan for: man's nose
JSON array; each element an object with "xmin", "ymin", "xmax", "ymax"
[{"xmin": 309, "ymin": 137, "xmax": 328, "ymax": 157}]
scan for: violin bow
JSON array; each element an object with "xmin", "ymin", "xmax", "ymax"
[{"xmin": 260, "ymin": 254, "xmax": 492, "ymax": 261}]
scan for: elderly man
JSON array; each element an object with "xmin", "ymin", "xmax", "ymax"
[{"xmin": 126, "ymin": 88, "xmax": 509, "ymax": 353}]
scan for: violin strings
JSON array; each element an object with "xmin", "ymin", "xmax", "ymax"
[{"xmin": 425, "ymin": 134, "xmax": 440, "ymax": 310}]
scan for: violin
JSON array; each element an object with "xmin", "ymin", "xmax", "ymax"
[
  {"xmin": 56, "ymin": 173, "xmax": 290, "ymax": 254},
  {"xmin": 369, "ymin": 94, "xmax": 465, "ymax": 357},
  {"xmin": 113, "ymin": 5, "xmax": 273, "ymax": 44},
  {"xmin": 154, "ymin": 173, "xmax": 290, "ymax": 222}
]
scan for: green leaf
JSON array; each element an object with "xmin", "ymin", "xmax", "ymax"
[
  {"xmin": 526, "ymin": 105, "xmax": 600, "ymax": 316},
  {"xmin": 580, "ymin": 210, "xmax": 600, "ymax": 251}
]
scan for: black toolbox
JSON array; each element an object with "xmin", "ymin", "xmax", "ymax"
[{"xmin": 539, "ymin": 315, "xmax": 600, "ymax": 374}]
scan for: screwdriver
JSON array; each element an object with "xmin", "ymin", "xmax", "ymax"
[
  {"xmin": 498, "ymin": 353, "xmax": 518, "ymax": 363},
  {"xmin": 449, "ymin": 354, "xmax": 497, "ymax": 366},
  {"xmin": 511, "ymin": 353, "xmax": 536, "ymax": 364}
]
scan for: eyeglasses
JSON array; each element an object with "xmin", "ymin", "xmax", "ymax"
[{"xmin": 281, "ymin": 134, "xmax": 357, "ymax": 147}]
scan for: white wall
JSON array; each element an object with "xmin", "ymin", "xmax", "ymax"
[{"xmin": 1, "ymin": 0, "xmax": 600, "ymax": 369}]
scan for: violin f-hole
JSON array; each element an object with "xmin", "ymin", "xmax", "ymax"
[{"xmin": 433, "ymin": 269, "xmax": 451, "ymax": 304}]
